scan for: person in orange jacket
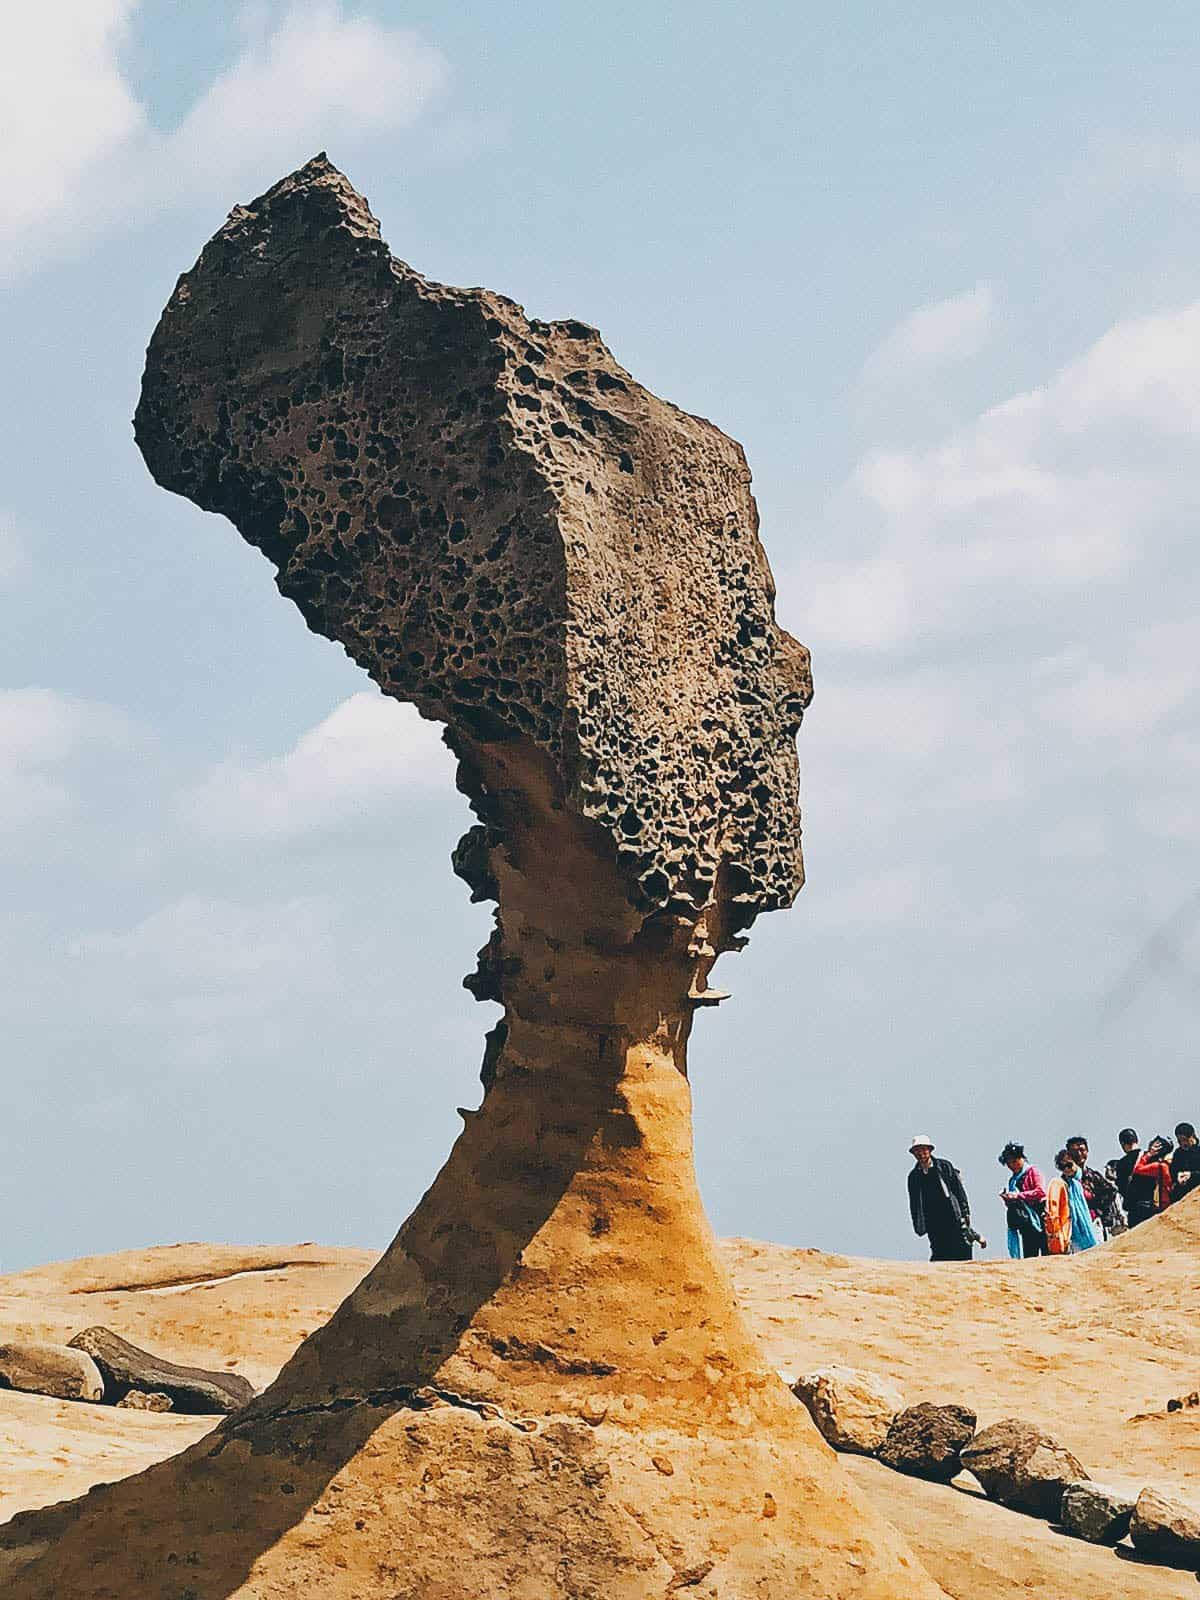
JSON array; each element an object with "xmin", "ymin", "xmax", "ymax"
[
  {"xmin": 1046, "ymin": 1150, "xmax": 1099, "ymax": 1254},
  {"xmin": 1045, "ymin": 1156, "xmax": 1073, "ymax": 1255}
]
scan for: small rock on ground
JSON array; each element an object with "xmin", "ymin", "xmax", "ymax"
[
  {"xmin": 960, "ymin": 1418, "xmax": 1087, "ymax": 1519},
  {"xmin": 1060, "ymin": 1480, "xmax": 1135, "ymax": 1544},
  {"xmin": 0, "ymin": 1342, "xmax": 104, "ymax": 1403},
  {"xmin": 791, "ymin": 1365, "xmax": 904, "ymax": 1454},
  {"xmin": 877, "ymin": 1402, "xmax": 977, "ymax": 1482},
  {"xmin": 1130, "ymin": 1486, "xmax": 1200, "ymax": 1567}
]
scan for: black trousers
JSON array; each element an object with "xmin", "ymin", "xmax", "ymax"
[
  {"xmin": 1127, "ymin": 1200, "xmax": 1157, "ymax": 1228},
  {"xmin": 1011, "ymin": 1208, "xmax": 1047, "ymax": 1257},
  {"xmin": 928, "ymin": 1226, "xmax": 972, "ymax": 1262}
]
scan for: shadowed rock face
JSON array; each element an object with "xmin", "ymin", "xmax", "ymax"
[{"xmin": 134, "ymin": 154, "xmax": 811, "ymax": 946}]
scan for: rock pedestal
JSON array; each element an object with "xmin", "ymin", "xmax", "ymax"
[{"xmin": 0, "ymin": 158, "xmax": 945, "ymax": 1599}]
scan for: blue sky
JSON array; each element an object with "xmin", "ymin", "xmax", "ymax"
[{"xmin": 2, "ymin": 1, "xmax": 1199, "ymax": 1270}]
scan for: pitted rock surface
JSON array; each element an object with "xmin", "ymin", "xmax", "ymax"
[
  {"xmin": 134, "ymin": 155, "xmax": 811, "ymax": 942},
  {"xmin": 1060, "ymin": 1480, "xmax": 1134, "ymax": 1545},
  {"xmin": 877, "ymin": 1402, "xmax": 976, "ymax": 1482}
]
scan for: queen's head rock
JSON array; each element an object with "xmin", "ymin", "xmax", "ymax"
[
  {"xmin": 135, "ymin": 155, "xmax": 810, "ymax": 983},
  {"xmin": 0, "ymin": 159, "xmax": 945, "ymax": 1600}
]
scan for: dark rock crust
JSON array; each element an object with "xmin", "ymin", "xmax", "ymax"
[{"xmin": 877, "ymin": 1402, "xmax": 977, "ymax": 1483}]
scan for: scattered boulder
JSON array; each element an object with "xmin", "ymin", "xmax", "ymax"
[
  {"xmin": 1130, "ymin": 1486, "xmax": 1200, "ymax": 1567},
  {"xmin": 877, "ymin": 1402, "xmax": 977, "ymax": 1482},
  {"xmin": 1166, "ymin": 1391, "xmax": 1199, "ymax": 1413},
  {"xmin": 791, "ymin": 1366, "xmax": 904, "ymax": 1455},
  {"xmin": 115, "ymin": 1390, "xmax": 173, "ymax": 1413},
  {"xmin": 960, "ymin": 1418, "xmax": 1088, "ymax": 1518},
  {"xmin": 68, "ymin": 1328, "xmax": 254, "ymax": 1415},
  {"xmin": 0, "ymin": 1341, "xmax": 104, "ymax": 1403},
  {"xmin": 1060, "ymin": 1480, "xmax": 1135, "ymax": 1544}
]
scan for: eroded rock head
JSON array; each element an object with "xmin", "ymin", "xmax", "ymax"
[{"xmin": 135, "ymin": 155, "xmax": 810, "ymax": 940}]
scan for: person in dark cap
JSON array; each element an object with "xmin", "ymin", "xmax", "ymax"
[{"xmin": 907, "ymin": 1136, "xmax": 982, "ymax": 1261}]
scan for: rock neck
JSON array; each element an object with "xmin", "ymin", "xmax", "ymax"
[{"xmin": 243, "ymin": 737, "xmax": 775, "ymax": 1434}]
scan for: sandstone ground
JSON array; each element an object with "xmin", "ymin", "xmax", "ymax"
[{"xmin": 0, "ymin": 1199, "xmax": 1196, "ymax": 1598}]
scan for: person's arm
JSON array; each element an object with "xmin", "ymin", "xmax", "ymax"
[
  {"xmin": 1020, "ymin": 1166, "xmax": 1047, "ymax": 1204},
  {"xmin": 944, "ymin": 1163, "xmax": 970, "ymax": 1224},
  {"xmin": 1088, "ymin": 1167, "xmax": 1116, "ymax": 1207},
  {"xmin": 908, "ymin": 1171, "xmax": 925, "ymax": 1236},
  {"xmin": 1133, "ymin": 1153, "xmax": 1173, "ymax": 1204}
]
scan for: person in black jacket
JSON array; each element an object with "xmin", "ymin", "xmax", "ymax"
[
  {"xmin": 907, "ymin": 1136, "xmax": 981, "ymax": 1261},
  {"xmin": 1172, "ymin": 1122, "xmax": 1200, "ymax": 1202},
  {"xmin": 1111, "ymin": 1128, "xmax": 1158, "ymax": 1227},
  {"xmin": 1064, "ymin": 1135, "xmax": 1122, "ymax": 1237}
]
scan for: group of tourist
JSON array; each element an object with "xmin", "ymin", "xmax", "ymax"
[{"xmin": 906, "ymin": 1125, "xmax": 1200, "ymax": 1262}]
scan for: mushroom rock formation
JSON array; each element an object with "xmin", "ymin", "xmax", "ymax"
[{"xmin": 0, "ymin": 159, "xmax": 944, "ymax": 1598}]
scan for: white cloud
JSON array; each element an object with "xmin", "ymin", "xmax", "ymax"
[
  {"xmin": 0, "ymin": 2, "xmax": 143, "ymax": 247},
  {"xmin": 69, "ymin": 894, "xmax": 336, "ymax": 1023},
  {"xmin": 858, "ymin": 283, "xmax": 995, "ymax": 389},
  {"xmin": 787, "ymin": 298, "xmax": 1200, "ymax": 949},
  {"xmin": 1036, "ymin": 627, "xmax": 1199, "ymax": 744},
  {"xmin": 805, "ymin": 298, "xmax": 1200, "ymax": 658},
  {"xmin": 1094, "ymin": 135, "xmax": 1200, "ymax": 196},
  {"xmin": 179, "ymin": 691, "xmax": 452, "ymax": 840},
  {"xmin": 0, "ymin": 688, "xmax": 130, "ymax": 832},
  {"xmin": 145, "ymin": 4, "xmax": 445, "ymax": 200},
  {"xmin": 0, "ymin": 1, "xmax": 446, "ymax": 275}
]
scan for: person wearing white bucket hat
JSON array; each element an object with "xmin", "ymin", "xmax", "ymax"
[{"xmin": 906, "ymin": 1135, "xmax": 983, "ymax": 1260}]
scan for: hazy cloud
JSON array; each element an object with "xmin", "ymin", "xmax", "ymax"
[
  {"xmin": 0, "ymin": 688, "xmax": 131, "ymax": 832},
  {"xmin": 69, "ymin": 894, "xmax": 337, "ymax": 1023},
  {"xmin": 806, "ymin": 298, "xmax": 1200, "ymax": 656},
  {"xmin": 0, "ymin": 1, "xmax": 446, "ymax": 275},
  {"xmin": 858, "ymin": 282, "xmax": 996, "ymax": 388},
  {"xmin": 179, "ymin": 691, "xmax": 453, "ymax": 840}
]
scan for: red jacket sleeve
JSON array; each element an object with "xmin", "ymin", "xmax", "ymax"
[{"xmin": 1133, "ymin": 1153, "xmax": 1173, "ymax": 1204}]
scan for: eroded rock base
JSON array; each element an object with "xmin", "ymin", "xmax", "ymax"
[
  {"xmin": 0, "ymin": 1047, "xmax": 945, "ymax": 1598},
  {"xmin": 0, "ymin": 1399, "xmax": 941, "ymax": 1599}
]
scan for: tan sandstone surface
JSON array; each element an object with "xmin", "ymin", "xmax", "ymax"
[{"xmin": 1, "ymin": 1200, "xmax": 1197, "ymax": 1597}]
